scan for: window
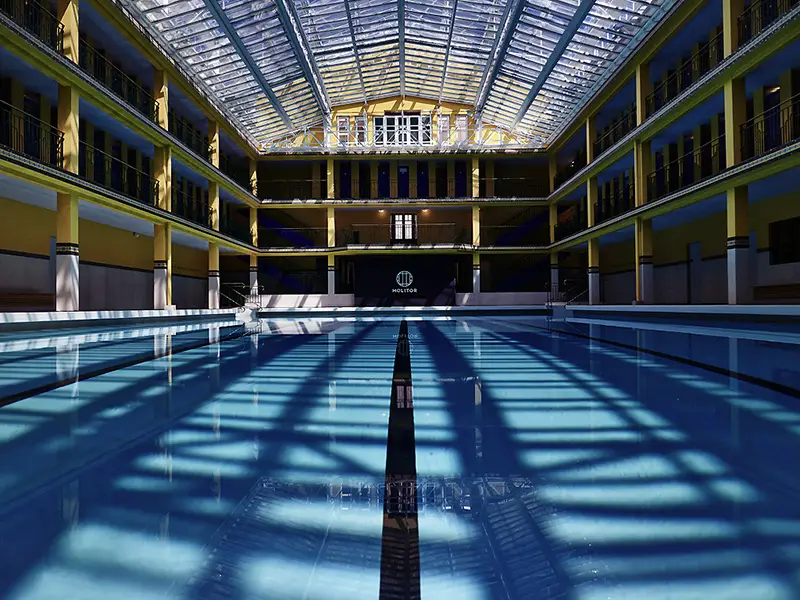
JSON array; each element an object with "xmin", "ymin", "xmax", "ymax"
[
  {"xmin": 337, "ymin": 116, "xmax": 350, "ymax": 145},
  {"xmin": 770, "ymin": 217, "xmax": 800, "ymax": 265},
  {"xmin": 373, "ymin": 114, "xmax": 432, "ymax": 146},
  {"xmin": 355, "ymin": 115, "xmax": 367, "ymax": 145},
  {"xmin": 456, "ymin": 115, "xmax": 468, "ymax": 143},
  {"xmin": 391, "ymin": 213, "xmax": 418, "ymax": 242},
  {"xmin": 438, "ymin": 114, "xmax": 450, "ymax": 145}
]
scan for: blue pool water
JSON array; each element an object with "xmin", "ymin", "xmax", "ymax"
[{"xmin": 0, "ymin": 316, "xmax": 799, "ymax": 599}]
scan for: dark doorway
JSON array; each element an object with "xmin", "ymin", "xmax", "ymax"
[
  {"xmin": 359, "ymin": 162, "xmax": 371, "ymax": 198},
  {"xmin": 398, "ymin": 165, "xmax": 410, "ymax": 198},
  {"xmin": 454, "ymin": 161, "xmax": 467, "ymax": 197},
  {"xmin": 417, "ymin": 162, "xmax": 429, "ymax": 198},
  {"xmin": 340, "ymin": 161, "xmax": 352, "ymax": 199},
  {"xmin": 378, "ymin": 162, "xmax": 390, "ymax": 198}
]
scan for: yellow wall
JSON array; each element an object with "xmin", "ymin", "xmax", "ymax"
[{"xmin": 0, "ymin": 197, "xmax": 54, "ymax": 255}]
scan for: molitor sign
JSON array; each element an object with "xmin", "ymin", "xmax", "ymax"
[{"xmin": 352, "ymin": 255, "xmax": 461, "ymax": 306}]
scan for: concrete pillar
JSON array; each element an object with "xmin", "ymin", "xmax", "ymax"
[
  {"xmin": 635, "ymin": 62, "xmax": 651, "ymax": 125},
  {"xmin": 370, "ymin": 161, "xmax": 379, "ymax": 199},
  {"xmin": 727, "ymin": 185, "xmax": 750, "ymax": 304},
  {"xmin": 327, "ymin": 254, "xmax": 335, "ymax": 296},
  {"xmin": 634, "ymin": 140, "xmax": 652, "ymax": 206},
  {"xmin": 485, "ymin": 160, "xmax": 495, "ymax": 197},
  {"xmin": 635, "ymin": 218, "xmax": 654, "ymax": 304},
  {"xmin": 154, "ymin": 69, "xmax": 168, "ymax": 129},
  {"xmin": 249, "ymin": 255, "xmax": 259, "ymax": 296},
  {"xmin": 471, "ymin": 206, "xmax": 480, "ymax": 246},
  {"xmin": 154, "ymin": 145, "xmax": 172, "ymax": 211},
  {"xmin": 586, "ymin": 116, "xmax": 596, "ymax": 163},
  {"xmin": 326, "ymin": 158, "xmax": 335, "ymax": 199},
  {"xmin": 209, "ymin": 182, "xmax": 219, "ymax": 230},
  {"xmin": 208, "ymin": 119, "xmax": 219, "ymax": 169},
  {"xmin": 409, "ymin": 161, "xmax": 417, "ymax": 199},
  {"xmin": 249, "ymin": 158, "xmax": 258, "ymax": 196},
  {"xmin": 724, "ymin": 78, "xmax": 746, "ymax": 167},
  {"xmin": 154, "ymin": 224, "xmax": 172, "ymax": 309},
  {"xmin": 471, "ymin": 157, "xmax": 480, "ymax": 198},
  {"xmin": 55, "ymin": 192, "xmax": 79, "ymax": 311},
  {"xmin": 208, "ymin": 242, "xmax": 220, "ymax": 309},
  {"xmin": 57, "ymin": 0, "xmax": 79, "ymax": 64},
  {"xmin": 447, "ymin": 160, "xmax": 455, "ymax": 197},
  {"xmin": 58, "ymin": 84, "xmax": 79, "ymax": 174},
  {"xmin": 472, "ymin": 253, "xmax": 480, "ymax": 295},
  {"xmin": 550, "ymin": 252, "xmax": 559, "ymax": 298},
  {"xmin": 311, "ymin": 161, "xmax": 321, "ymax": 198},
  {"xmin": 722, "ymin": 0, "xmax": 744, "ymax": 58},
  {"xmin": 588, "ymin": 238, "xmax": 600, "ymax": 305},
  {"xmin": 428, "ymin": 161, "xmax": 437, "ymax": 198}
]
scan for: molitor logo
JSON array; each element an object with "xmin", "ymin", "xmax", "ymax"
[{"xmin": 392, "ymin": 270, "xmax": 418, "ymax": 294}]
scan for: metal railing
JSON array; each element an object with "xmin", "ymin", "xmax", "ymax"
[
  {"xmin": 739, "ymin": 0, "xmax": 798, "ymax": 45},
  {"xmin": 741, "ymin": 92, "xmax": 800, "ymax": 161},
  {"xmin": 173, "ymin": 190, "xmax": 213, "ymax": 228},
  {"xmin": 480, "ymin": 225, "xmax": 548, "ymax": 246},
  {"xmin": 0, "ymin": 0, "xmax": 63, "ymax": 52},
  {"xmin": 593, "ymin": 108, "xmax": 636, "ymax": 157},
  {"xmin": 0, "ymin": 99, "xmax": 63, "ymax": 168},
  {"xmin": 220, "ymin": 154, "xmax": 251, "ymax": 191},
  {"xmin": 79, "ymin": 140, "xmax": 158, "ymax": 204},
  {"xmin": 337, "ymin": 223, "xmax": 466, "ymax": 245},
  {"xmin": 169, "ymin": 114, "xmax": 211, "ymax": 162},
  {"xmin": 259, "ymin": 179, "xmax": 321, "ymax": 200},
  {"xmin": 553, "ymin": 201, "xmax": 587, "ymax": 242},
  {"xmin": 483, "ymin": 177, "xmax": 549, "ymax": 198},
  {"xmin": 219, "ymin": 213, "xmax": 251, "ymax": 243},
  {"xmin": 647, "ymin": 135, "xmax": 726, "ymax": 202},
  {"xmin": 260, "ymin": 227, "xmax": 328, "ymax": 248},
  {"xmin": 645, "ymin": 30, "xmax": 724, "ymax": 118},
  {"xmin": 553, "ymin": 151, "xmax": 587, "ymax": 190},
  {"xmin": 594, "ymin": 183, "xmax": 634, "ymax": 224},
  {"xmin": 79, "ymin": 40, "xmax": 158, "ymax": 123}
]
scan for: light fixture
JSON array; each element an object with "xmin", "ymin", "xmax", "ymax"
[
  {"xmin": 378, "ymin": 209, "xmax": 385, "ymax": 213},
  {"xmin": 422, "ymin": 209, "xmax": 429, "ymax": 213}
]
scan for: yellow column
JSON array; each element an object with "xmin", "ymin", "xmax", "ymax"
[
  {"xmin": 635, "ymin": 62, "xmax": 651, "ymax": 126},
  {"xmin": 208, "ymin": 119, "xmax": 219, "ymax": 168},
  {"xmin": 727, "ymin": 186, "xmax": 750, "ymax": 304},
  {"xmin": 485, "ymin": 160, "xmax": 495, "ymax": 197},
  {"xmin": 249, "ymin": 207, "xmax": 258, "ymax": 245},
  {"xmin": 327, "ymin": 206, "xmax": 335, "ymax": 247},
  {"xmin": 249, "ymin": 206, "xmax": 259, "ymax": 295},
  {"xmin": 370, "ymin": 161, "xmax": 379, "ymax": 199},
  {"xmin": 10, "ymin": 80, "xmax": 24, "ymax": 153},
  {"xmin": 209, "ymin": 182, "xmax": 219, "ymax": 231},
  {"xmin": 548, "ymin": 154, "xmax": 556, "ymax": 194},
  {"xmin": 389, "ymin": 161, "xmax": 398, "ymax": 198},
  {"xmin": 586, "ymin": 116, "xmax": 596, "ymax": 163},
  {"xmin": 154, "ymin": 146, "xmax": 172, "ymax": 211},
  {"xmin": 154, "ymin": 224, "xmax": 172, "ymax": 309},
  {"xmin": 154, "ymin": 69, "xmax": 168, "ymax": 129},
  {"xmin": 634, "ymin": 140, "xmax": 652, "ymax": 206},
  {"xmin": 208, "ymin": 242, "xmax": 219, "ymax": 309},
  {"xmin": 587, "ymin": 177, "xmax": 598, "ymax": 227},
  {"xmin": 409, "ymin": 161, "xmax": 418, "ymax": 199},
  {"xmin": 472, "ymin": 252, "xmax": 480, "ymax": 295},
  {"xmin": 724, "ymin": 78, "xmax": 746, "ymax": 167},
  {"xmin": 471, "ymin": 157, "xmax": 480, "ymax": 198},
  {"xmin": 722, "ymin": 0, "xmax": 744, "ymax": 58},
  {"xmin": 428, "ymin": 161, "xmax": 437, "ymax": 198},
  {"xmin": 635, "ymin": 218, "xmax": 653, "ymax": 304},
  {"xmin": 447, "ymin": 160, "xmax": 455, "ymax": 197},
  {"xmin": 56, "ymin": 192, "xmax": 79, "ymax": 311},
  {"xmin": 326, "ymin": 158, "xmax": 335, "ymax": 199},
  {"xmin": 249, "ymin": 158, "xmax": 258, "ymax": 196},
  {"xmin": 311, "ymin": 162, "xmax": 321, "ymax": 198},
  {"xmin": 58, "ymin": 84, "xmax": 79, "ymax": 174},
  {"xmin": 471, "ymin": 206, "xmax": 480, "ymax": 246},
  {"xmin": 57, "ymin": 0, "xmax": 79, "ymax": 64}
]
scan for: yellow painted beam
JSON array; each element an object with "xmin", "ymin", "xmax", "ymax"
[
  {"xmin": 327, "ymin": 206, "xmax": 335, "ymax": 247},
  {"xmin": 249, "ymin": 206, "xmax": 258, "ymax": 246},
  {"xmin": 472, "ymin": 206, "xmax": 480, "ymax": 246},
  {"xmin": 327, "ymin": 158, "xmax": 335, "ymax": 199}
]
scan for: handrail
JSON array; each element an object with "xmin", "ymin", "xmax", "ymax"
[
  {"xmin": 594, "ymin": 183, "xmax": 634, "ymax": 224},
  {"xmin": 739, "ymin": 0, "xmax": 798, "ymax": 45},
  {"xmin": 0, "ymin": 99, "xmax": 64, "ymax": 169},
  {"xmin": 169, "ymin": 113, "xmax": 211, "ymax": 162},
  {"xmin": 647, "ymin": 134, "xmax": 726, "ymax": 202},
  {"xmin": 79, "ymin": 140, "xmax": 159, "ymax": 205},
  {"xmin": 741, "ymin": 91, "xmax": 800, "ymax": 160},
  {"xmin": 594, "ymin": 108, "xmax": 636, "ymax": 157},
  {"xmin": 79, "ymin": 39, "xmax": 159, "ymax": 123},
  {"xmin": 554, "ymin": 150, "xmax": 587, "ymax": 190},
  {"xmin": 173, "ymin": 190, "xmax": 213, "ymax": 228},
  {"xmin": 0, "ymin": 0, "xmax": 63, "ymax": 52}
]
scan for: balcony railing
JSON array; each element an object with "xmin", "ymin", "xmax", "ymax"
[
  {"xmin": 739, "ymin": 0, "xmax": 799, "ymax": 45},
  {"xmin": 484, "ymin": 177, "xmax": 550, "ymax": 198},
  {"xmin": 79, "ymin": 40, "xmax": 158, "ymax": 123},
  {"xmin": 219, "ymin": 213, "xmax": 251, "ymax": 243},
  {"xmin": 0, "ymin": 0, "xmax": 63, "ymax": 52},
  {"xmin": 553, "ymin": 201, "xmax": 587, "ymax": 242},
  {"xmin": 169, "ymin": 116, "xmax": 211, "ymax": 162},
  {"xmin": 480, "ymin": 226, "xmax": 548, "ymax": 246},
  {"xmin": 79, "ymin": 141, "xmax": 158, "ymax": 205},
  {"xmin": 553, "ymin": 152, "xmax": 587, "ymax": 190},
  {"xmin": 261, "ymin": 227, "xmax": 328, "ymax": 248},
  {"xmin": 337, "ymin": 223, "xmax": 466, "ymax": 245},
  {"xmin": 259, "ymin": 179, "xmax": 321, "ymax": 200},
  {"xmin": 593, "ymin": 109, "xmax": 636, "ymax": 157},
  {"xmin": 647, "ymin": 135, "xmax": 726, "ymax": 202},
  {"xmin": 741, "ymin": 92, "xmax": 800, "ymax": 161},
  {"xmin": 0, "ymin": 99, "xmax": 63, "ymax": 168},
  {"xmin": 220, "ymin": 155, "xmax": 251, "ymax": 192},
  {"xmin": 594, "ymin": 184, "xmax": 634, "ymax": 224},
  {"xmin": 172, "ymin": 190, "xmax": 213, "ymax": 228},
  {"xmin": 645, "ymin": 30, "xmax": 723, "ymax": 118}
]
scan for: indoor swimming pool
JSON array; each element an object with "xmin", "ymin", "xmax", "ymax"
[{"xmin": 0, "ymin": 315, "xmax": 799, "ymax": 600}]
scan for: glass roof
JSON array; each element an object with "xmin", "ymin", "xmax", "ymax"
[{"xmin": 115, "ymin": 0, "xmax": 678, "ymax": 149}]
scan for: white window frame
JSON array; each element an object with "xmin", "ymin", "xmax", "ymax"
[
  {"xmin": 337, "ymin": 116, "xmax": 350, "ymax": 146},
  {"xmin": 391, "ymin": 213, "xmax": 418, "ymax": 242},
  {"xmin": 438, "ymin": 114, "xmax": 451, "ymax": 145},
  {"xmin": 374, "ymin": 114, "xmax": 432, "ymax": 147},
  {"xmin": 456, "ymin": 115, "xmax": 468, "ymax": 143}
]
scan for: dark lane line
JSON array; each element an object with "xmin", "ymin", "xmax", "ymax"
[
  {"xmin": 379, "ymin": 319, "xmax": 421, "ymax": 600},
  {"xmin": 0, "ymin": 325, "xmax": 255, "ymax": 409}
]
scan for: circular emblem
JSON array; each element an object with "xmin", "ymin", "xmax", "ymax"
[{"xmin": 396, "ymin": 270, "xmax": 413, "ymax": 288}]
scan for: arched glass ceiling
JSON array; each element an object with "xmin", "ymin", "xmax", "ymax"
[{"xmin": 115, "ymin": 0, "xmax": 678, "ymax": 149}]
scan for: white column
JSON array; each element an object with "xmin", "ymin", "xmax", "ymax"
[
  {"xmin": 56, "ymin": 244, "xmax": 79, "ymax": 311},
  {"xmin": 208, "ymin": 273, "xmax": 220, "ymax": 309},
  {"xmin": 639, "ymin": 259, "xmax": 654, "ymax": 304},
  {"xmin": 472, "ymin": 255, "xmax": 481, "ymax": 296},
  {"xmin": 154, "ymin": 263, "xmax": 169, "ymax": 309},
  {"xmin": 588, "ymin": 266, "xmax": 600, "ymax": 305}
]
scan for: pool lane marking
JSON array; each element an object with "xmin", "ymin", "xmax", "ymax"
[
  {"xmin": 379, "ymin": 319, "xmax": 421, "ymax": 600},
  {"xmin": 0, "ymin": 325, "xmax": 256, "ymax": 409},
  {"xmin": 494, "ymin": 318, "xmax": 800, "ymax": 400}
]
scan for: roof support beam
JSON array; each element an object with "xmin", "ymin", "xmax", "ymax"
[
  {"xmin": 511, "ymin": 0, "xmax": 598, "ymax": 128},
  {"xmin": 200, "ymin": 0, "xmax": 294, "ymax": 130},
  {"xmin": 343, "ymin": 0, "xmax": 369, "ymax": 104},
  {"xmin": 274, "ymin": 0, "xmax": 331, "ymax": 116},
  {"xmin": 474, "ymin": 0, "xmax": 526, "ymax": 113},
  {"xmin": 398, "ymin": 0, "xmax": 406, "ymax": 97},
  {"xmin": 437, "ymin": 0, "xmax": 459, "ymax": 104}
]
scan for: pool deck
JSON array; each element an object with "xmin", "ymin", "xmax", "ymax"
[{"xmin": 1, "ymin": 303, "xmax": 799, "ymax": 332}]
